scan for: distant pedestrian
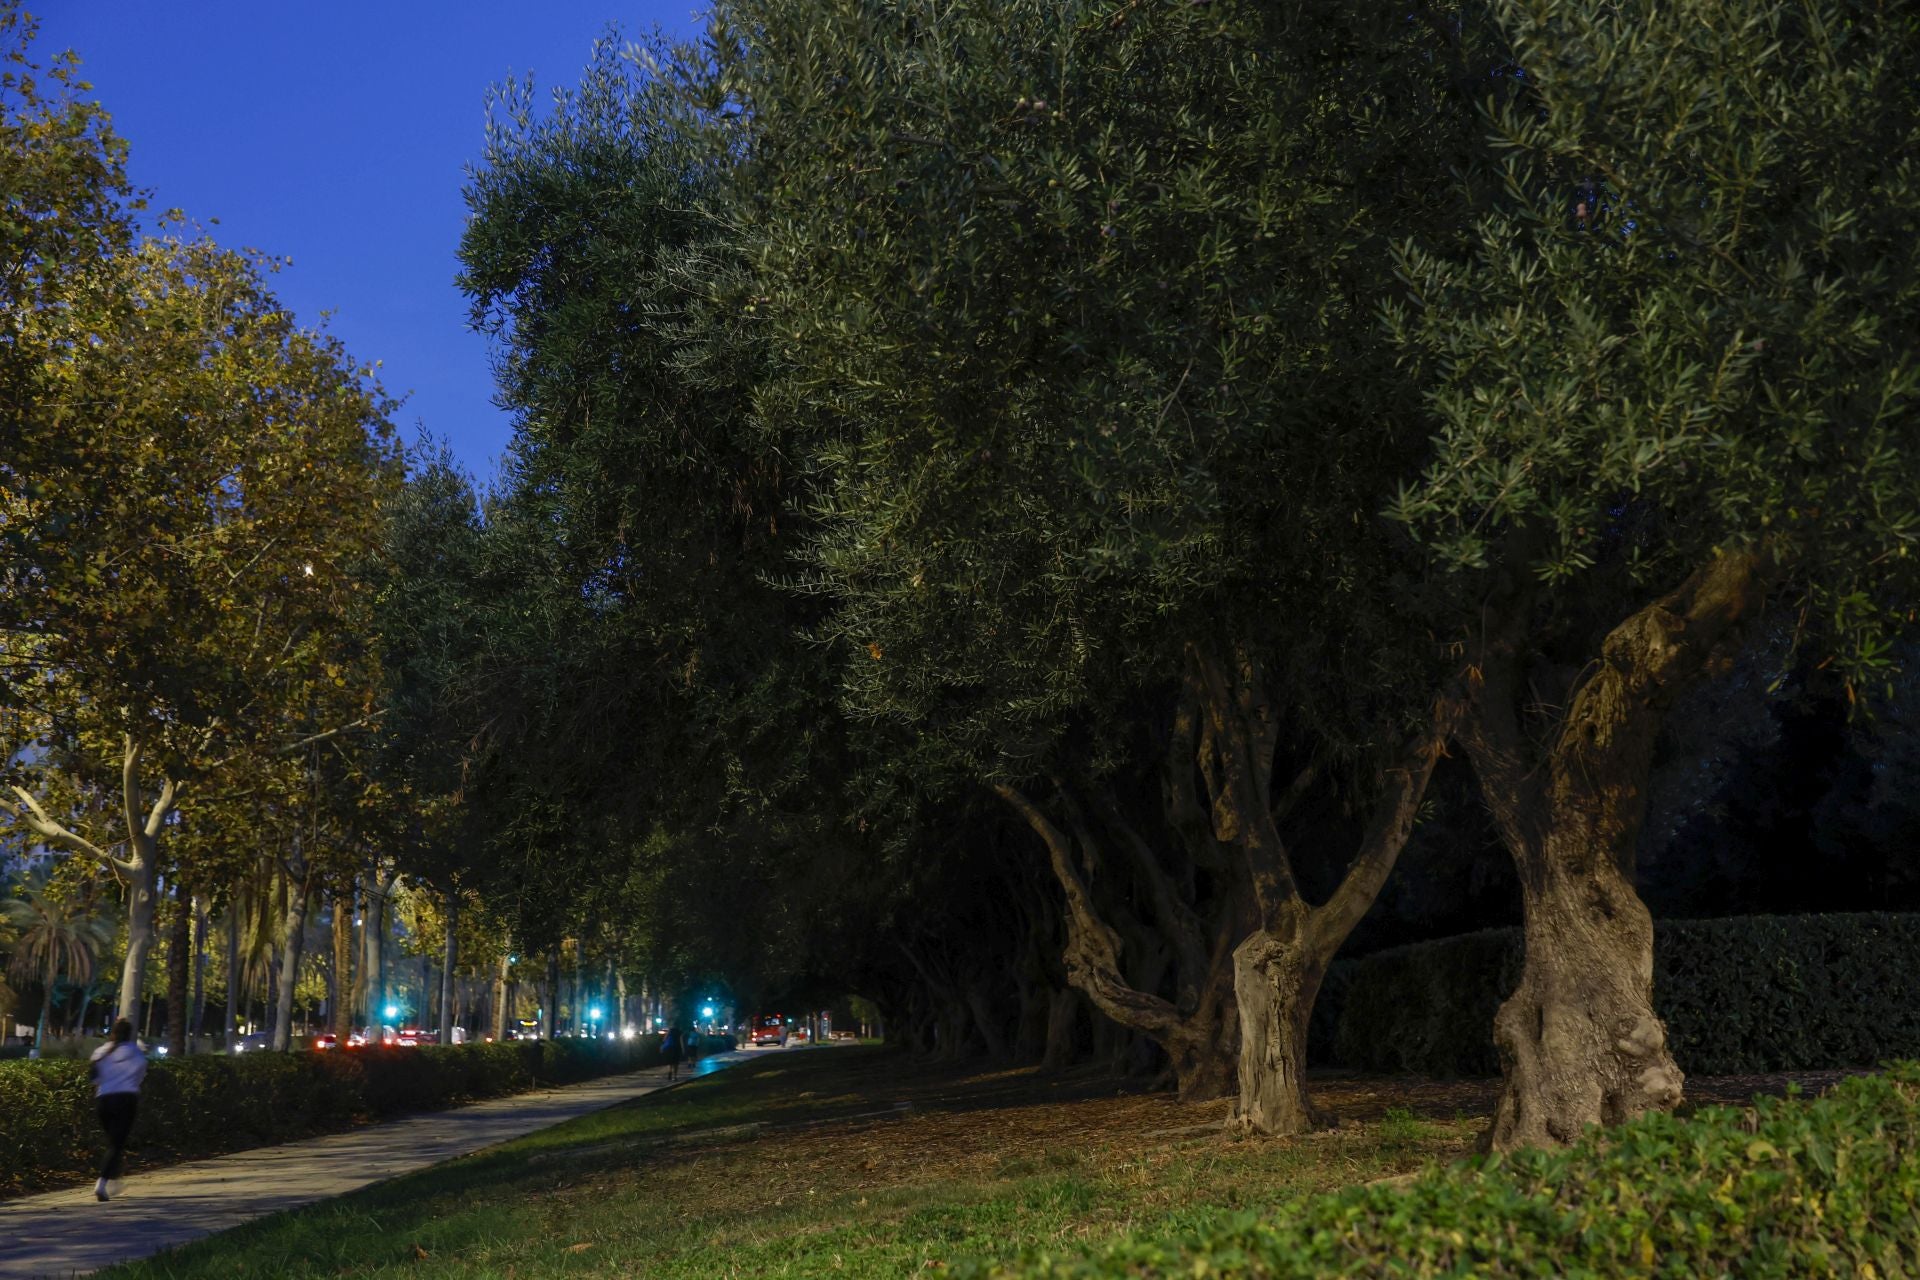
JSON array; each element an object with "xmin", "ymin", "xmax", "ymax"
[
  {"xmin": 89, "ymin": 1018, "xmax": 148, "ymax": 1201},
  {"xmin": 662, "ymin": 1023, "xmax": 684, "ymax": 1081}
]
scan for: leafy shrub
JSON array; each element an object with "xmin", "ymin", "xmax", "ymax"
[
  {"xmin": 1326, "ymin": 912, "xmax": 1920, "ymax": 1076},
  {"xmin": 989, "ymin": 1063, "xmax": 1920, "ymax": 1278},
  {"xmin": 0, "ymin": 1034, "xmax": 669, "ymax": 1197}
]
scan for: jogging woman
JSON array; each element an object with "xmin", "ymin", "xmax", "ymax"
[{"xmin": 88, "ymin": 1018, "xmax": 148, "ymax": 1201}]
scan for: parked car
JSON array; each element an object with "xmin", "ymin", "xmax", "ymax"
[
  {"xmin": 311, "ymin": 1033, "xmax": 338, "ymax": 1051},
  {"xmin": 748, "ymin": 1014, "xmax": 788, "ymax": 1047}
]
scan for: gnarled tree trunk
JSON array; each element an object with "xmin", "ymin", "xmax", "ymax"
[
  {"xmin": 996, "ymin": 784, "xmax": 1240, "ymax": 1101},
  {"xmin": 1179, "ymin": 645, "xmax": 1459, "ymax": 1137},
  {"xmin": 1469, "ymin": 550, "xmax": 1764, "ymax": 1150}
]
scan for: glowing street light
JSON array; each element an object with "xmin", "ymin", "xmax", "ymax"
[{"xmin": 383, "ymin": 1004, "xmax": 399, "ymax": 1020}]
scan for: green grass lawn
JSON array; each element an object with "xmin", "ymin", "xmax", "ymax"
[{"xmin": 104, "ymin": 1048, "xmax": 1479, "ymax": 1279}]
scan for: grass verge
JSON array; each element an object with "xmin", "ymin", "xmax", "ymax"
[{"xmin": 102, "ymin": 1047, "xmax": 1478, "ymax": 1279}]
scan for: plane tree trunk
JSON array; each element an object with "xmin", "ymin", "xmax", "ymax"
[
  {"xmin": 331, "ymin": 890, "xmax": 354, "ymax": 1040},
  {"xmin": 271, "ymin": 842, "xmax": 313, "ymax": 1051}
]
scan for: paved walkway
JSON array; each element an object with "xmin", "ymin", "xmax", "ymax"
[{"xmin": 0, "ymin": 1050, "xmax": 748, "ymax": 1279}]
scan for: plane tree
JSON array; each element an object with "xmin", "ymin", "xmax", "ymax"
[{"xmin": 0, "ymin": 228, "xmax": 398, "ymax": 1023}]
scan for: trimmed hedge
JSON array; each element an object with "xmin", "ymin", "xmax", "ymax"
[
  {"xmin": 991, "ymin": 1062, "xmax": 1920, "ymax": 1278},
  {"xmin": 0, "ymin": 1032, "xmax": 730, "ymax": 1198},
  {"xmin": 1326, "ymin": 912, "xmax": 1920, "ymax": 1077}
]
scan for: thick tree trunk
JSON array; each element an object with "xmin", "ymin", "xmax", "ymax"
[
  {"xmin": 362, "ymin": 870, "xmax": 395, "ymax": 1029},
  {"xmin": 438, "ymin": 892, "xmax": 458, "ymax": 1045},
  {"xmin": 1469, "ymin": 550, "xmax": 1763, "ymax": 1150},
  {"xmin": 1228, "ymin": 914, "xmax": 1327, "ymax": 1135},
  {"xmin": 117, "ymin": 854, "xmax": 159, "ymax": 1027},
  {"xmin": 271, "ymin": 874, "xmax": 310, "ymax": 1051},
  {"xmin": 1488, "ymin": 842, "xmax": 1678, "ymax": 1148},
  {"xmin": 331, "ymin": 892, "xmax": 353, "ymax": 1040},
  {"xmin": 165, "ymin": 886, "xmax": 191, "ymax": 1056}
]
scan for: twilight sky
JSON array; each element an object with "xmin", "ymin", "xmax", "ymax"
[{"xmin": 36, "ymin": 2, "xmax": 704, "ymax": 483}]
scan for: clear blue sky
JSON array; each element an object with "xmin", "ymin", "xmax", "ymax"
[{"xmin": 36, "ymin": 2, "xmax": 704, "ymax": 483}]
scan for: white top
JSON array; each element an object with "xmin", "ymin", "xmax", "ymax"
[{"xmin": 90, "ymin": 1040, "xmax": 149, "ymax": 1096}]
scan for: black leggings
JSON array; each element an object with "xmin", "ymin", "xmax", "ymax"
[{"xmin": 98, "ymin": 1093, "xmax": 139, "ymax": 1180}]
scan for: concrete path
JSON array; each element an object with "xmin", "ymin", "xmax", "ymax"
[{"xmin": 0, "ymin": 1050, "xmax": 748, "ymax": 1279}]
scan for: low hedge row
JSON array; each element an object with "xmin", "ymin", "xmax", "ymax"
[
  {"xmin": 1326, "ymin": 912, "xmax": 1920, "ymax": 1077},
  {"xmin": 994, "ymin": 1061, "xmax": 1920, "ymax": 1278},
  {"xmin": 0, "ymin": 1032, "xmax": 731, "ymax": 1198}
]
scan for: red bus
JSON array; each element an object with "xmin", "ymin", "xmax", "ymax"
[{"xmin": 749, "ymin": 1014, "xmax": 788, "ymax": 1047}]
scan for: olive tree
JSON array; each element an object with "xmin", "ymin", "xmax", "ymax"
[
  {"xmin": 1387, "ymin": 0, "xmax": 1920, "ymax": 1148},
  {"xmin": 719, "ymin": 0, "xmax": 1493, "ymax": 1124}
]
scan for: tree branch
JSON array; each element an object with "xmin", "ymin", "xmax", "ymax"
[
  {"xmin": 995, "ymin": 783, "xmax": 1183, "ymax": 1039},
  {"xmin": 2, "ymin": 786, "xmax": 133, "ymax": 874},
  {"xmin": 1190, "ymin": 642, "xmax": 1298, "ymax": 920}
]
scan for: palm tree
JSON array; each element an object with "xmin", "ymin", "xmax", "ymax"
[{"xmin": 2, "ymin": 888, "xmax": 113, "ymax": 1052}]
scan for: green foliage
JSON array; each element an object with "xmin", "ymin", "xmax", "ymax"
[
  {"xmin": 0, "ymin": 1036, "xmax": 688, "ymax": 1197},
  {"xmin": 725, "ymin": 0, "xmax": 1476, "ymax": 779},
  {"xmin": 1386, "ymin": 0, "xmax": 1920, "ymax": 685},
  {"xmin": 992, "ymin": 1063, "xmax": 1920, "ymax": 1279},
  {"xmin": 1329, "ymin": 913, "xmax": 1920, "ymax": 1076}
]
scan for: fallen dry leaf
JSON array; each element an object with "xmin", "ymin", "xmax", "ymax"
[{"xmin": 567, "ymin": 1242, "xmax": 594, "ymax": 1253}]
